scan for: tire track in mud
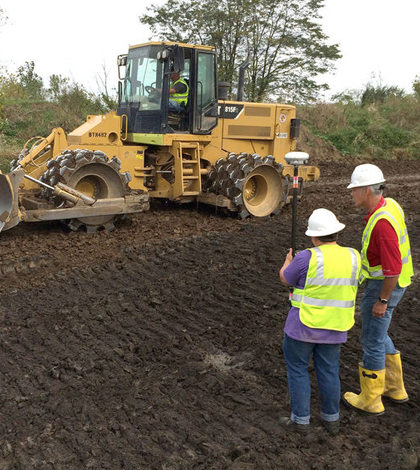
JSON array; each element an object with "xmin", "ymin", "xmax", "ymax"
[
  {"xmin": 0, "ymin": 160, "xmax": 419, "ymax": 469},
  {"xmin": 0, "ymin": 226, "xmax": 294, "ymax": 469}
]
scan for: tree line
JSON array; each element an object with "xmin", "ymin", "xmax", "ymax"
[
  {"xmin": 1, "ymin": 1, "xmax": 420, "ymax": 165},
  {"xmin": 0, "ymin": 61, "xmax": 116, "ymax": 114}
]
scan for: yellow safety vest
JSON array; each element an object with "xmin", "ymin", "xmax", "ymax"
[
  {"xmin": 170, "ymin": 78, "xmax": 189, "ymax": 106},
  {"xmin": 291, "ymin": 245, "xmax": 361, "ymax": 331},
  {"xmin": 361, "ymin": 198, "xmax": 413, "ymax": 287}
]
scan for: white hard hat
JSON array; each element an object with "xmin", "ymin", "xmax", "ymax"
[
  {"xmin": 347, "ymin": 164, "xmax": 385, "ymax": 189},
  {"xmin": 305, "ymin": 208, "xmax": 345, "ymax": 237}
]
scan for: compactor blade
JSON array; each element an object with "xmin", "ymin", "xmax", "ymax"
[
  {"xmin": 0, "ymin": 172, "xmax": 14, "ymax": 232},
  {"xmin": 0, "ymin": 169, "xmax": 25, "ymax": 233}
]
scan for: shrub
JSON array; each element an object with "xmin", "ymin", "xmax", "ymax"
[
  {"xmin": 361, "ymin": 84, "xmax": 405, "ymax": 107},
  {"xmin": 299, "ymin": 85, "xmax": 420, "ymax": 160}
]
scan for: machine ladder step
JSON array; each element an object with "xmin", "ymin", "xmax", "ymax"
[{"xmin": 173, "ymin": 141, "xmax": 202, "ymax": 199}]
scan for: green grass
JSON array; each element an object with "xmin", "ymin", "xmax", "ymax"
[
  {"xmin": 299, "ymin": 92, "xmax": 420, "ymax": 160},
  {"xmin": 1, "ymin": 84, "xmax": 420, "ymax": 167},
  {"xmin": 0, "ymin": 134, "xmax": 22, "ymax": 171}
]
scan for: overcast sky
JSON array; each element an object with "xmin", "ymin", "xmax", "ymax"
[
  {"xmin": 321, "ymin": 0, "xmax": 420, "ymax": 97},
  {"xmin": 1, "ymin": 0, "xmax": 419, "ymax": 100}
]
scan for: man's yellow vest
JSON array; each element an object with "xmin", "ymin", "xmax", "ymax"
[
  {"xmin": 291, "ymin": 245, "xmax": 361, "ymax": 331},
  {"xmin": 170, "ymin": 78, "xmax": 189, "ymax": 106},
  {"xmin": 361, "ymin": 198, "xmax": 413, "ymax": 287}
]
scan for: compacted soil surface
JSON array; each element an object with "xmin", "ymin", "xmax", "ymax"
[{"xmin": 0, "ymin": 159, "xmax": 419, "ymax": 469}]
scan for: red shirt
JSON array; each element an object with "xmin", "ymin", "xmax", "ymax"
[{"xmin": 364, "ymin": 197, "xmax": 402, "ymax": 277}]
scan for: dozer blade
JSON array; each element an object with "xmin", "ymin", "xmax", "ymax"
[
  {"xmin": 0, "ymin": 169, "xmax": 25, "ymax": 233},
  {"xmin": 0, "ymin": 173, "xmax": 14, "ymax": 232}
]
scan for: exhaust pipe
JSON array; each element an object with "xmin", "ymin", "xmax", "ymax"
[{"xmin": 237, "ymin": 59, "xmax": 249, "ymax": 102}]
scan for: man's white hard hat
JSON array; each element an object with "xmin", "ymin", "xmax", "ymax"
[
  {"xmin": 347, "ymin": 164, "xmax": 385, "ymax": 189},
  {"xmin": 305, "ymin": 208, "xmax": 346, "ymax": 237}
]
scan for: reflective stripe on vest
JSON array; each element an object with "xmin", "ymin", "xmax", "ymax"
[
  {"xmin": 360, "ymin": 198, "xmax": 413, "ymax": 287},
  {"xmin": 291, "ymin": 293, "xmax": 355, "ymax": 309},
  {"xmin": 306, "ymin": 247, "xmax": 360, "ymax": 287},
  {"xmin": 170, "ymin": 78, "xmax": 189, "ymax": 105},
  {"xmin": 291, "ymin": 245, "xmax": 361, "ymax": 331}
]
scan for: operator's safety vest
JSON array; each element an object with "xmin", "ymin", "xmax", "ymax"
[
  {"xmin": 291, "ymin": 244, "xmax": 361, "ymax": 331},
  {"xmin": 170, "ymin": 78, "xmax": 189, "ymax": 106},
  {"xmin": 361, "ymin": 197, "xmax": 413, "ymax": 287}
]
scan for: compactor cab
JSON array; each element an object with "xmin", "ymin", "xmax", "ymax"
[{"xmin": 117, "ymin": 43, "xmax": 218, "ymax": 135}]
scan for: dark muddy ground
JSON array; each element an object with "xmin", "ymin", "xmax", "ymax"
[{"xmin": 0, "ymin": 159, "xmax": 419, "ymax": 469}]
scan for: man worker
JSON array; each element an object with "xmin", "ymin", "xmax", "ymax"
[
  {"xmin": 279, "ymin": 208, "xmax": 361, "ymax": 434},
  {"xmin": 343, "ymin": 163, "xmax": 413, "ymax": 415},
  {"xmin": 169, "ymin": 71, "xmax": 189, "ymax": 113}
]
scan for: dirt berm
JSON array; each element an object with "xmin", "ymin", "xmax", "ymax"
[{"xmin": 0, "ymin": 156, "xmax": 419, "ymax": 469}]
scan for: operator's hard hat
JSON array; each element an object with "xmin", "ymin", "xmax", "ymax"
[
  {"xmin": 305, "ymin": 208, "xmax": 345, "ymax": 237},
  {"xmin": 347, "ymin": 164, "xmax": 385, "ymax": 189}
]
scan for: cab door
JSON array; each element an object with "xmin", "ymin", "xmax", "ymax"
[{"xmin": 193, "ymin": 50, "xmax": 218, "ymax": 134}]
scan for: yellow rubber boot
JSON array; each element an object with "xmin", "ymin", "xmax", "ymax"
[
  {"xmin": 343, "ymin": 364, "xmax": 385, "ymax": 415},
  {"xmin": 383, "ymin": 352, "xmax": 409, "ymax": 403}
]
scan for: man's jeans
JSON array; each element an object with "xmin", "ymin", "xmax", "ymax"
[
  {"xmin": 169, "ymin": 100, "xmax": 184, "ymax": 113},
  {"xmin": 283, "ymin": 334, "xmax": 341, "ymax": 424},
  {"xmin": 360, "ymin": 279, "xmax": 406, "ymax": 370}
]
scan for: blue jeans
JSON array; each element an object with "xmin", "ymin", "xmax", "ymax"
[
  {"xmin": 360, "ymin": 279, "xmax": 406, "ymax": 370},
  {"xmin": 169, "ymin": 100, "xmax": 184, "ymax": 113},
  {"xmin": 283, "ymin": 334, "xmax": 341, "ymax": 425}
]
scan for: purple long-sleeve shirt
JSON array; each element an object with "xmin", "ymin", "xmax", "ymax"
[{"xmin": 283, "ymin": 249, "xmax": 348, "ymax": 344}]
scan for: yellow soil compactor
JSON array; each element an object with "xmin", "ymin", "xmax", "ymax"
[{"xmin": 0, "ymin": 41, "xmax": 319, "ymax": 233}]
